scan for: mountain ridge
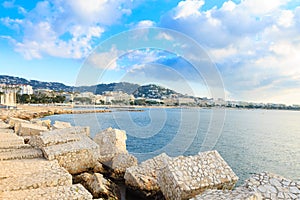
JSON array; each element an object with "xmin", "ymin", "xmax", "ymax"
[{"xmin": 0, "ymin": 75, "xmax": 181, "ymax": 98}]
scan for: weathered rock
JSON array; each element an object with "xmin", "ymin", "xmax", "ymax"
[
  {"xmin": 0, "ymin": 132, "xmax": 25, "ymax": 149},
  {"xmin": 52, "ymin": 120, "xmax": 72, "ymax": 129},
  {"xmin": 0, "ymin": 184, "xmax": 93, "ymax": 200},
  {"xmin": 29, "ymin": 126, "xmax": 90, "ymax": 148},
  {"xmin": 74, "ymin": 172, "xmax": 120, "ymax": 199},
  {"xmin": 158, "ymin": 150, "xmax": 239, "ymax": 200},
  {"xmin": 110, "ymin": 153, "xmax": 138, "ymax": 179},
  {"xmin": 29, "ymin": 126, "xmax": 99, "ymax": 174},
  {"xmin": 17, "ymin": 122, "xmax": 48, "ymax": 136},
  {"xmin": 124, "ymin": 153, "xmax": 171, "ymax": 198},
  {"xmin": 0, "ymin": 129, "xmax": 14, "ymax": 133},
  {"xmin": 0, "ymin": 158, "xmax": 72, "ymax": 192},
  {"xmin": 190, "ymin": 188, "xmax": 262, "ymax": 200},
  {"xmin": 242, "ymin": 172, "xmax": 300, "ymax": 200},
  {"xmin": 0, "ymin": 120, "xmax": 10, "ymax": 129},
  {"xmin": 41, "ymin": 136, "xmax": 100, "ymax": 174},
  {"xmin": 0, "ymin": 147, "xmax": 43, "ymax": 161},
  {"xmin": 31, "ymin": 119, "xmax": 51, "ymax": 129},
  {"xmin": 93, "ymin": 162, "xmax": 109, "ymax": 174},
  {"xmin": 94, "ymin": 127, "xmax": 127, "ymax": 162},
  {"xmin": 7, "ymin": 117, "xmax": 30, "ymax": 129}
]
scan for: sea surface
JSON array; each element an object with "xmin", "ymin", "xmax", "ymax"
[{"xmin": 42, "ymin": 108, "xmax": 300, "ymax": 184}]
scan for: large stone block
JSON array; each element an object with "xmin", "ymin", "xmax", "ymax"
[
  {"xmin": 52, "ymin": 120, "xmax": 72, "ymax": 129},
  {"xmin": 0, "ymin": 158, "xmax": 72, "ymax": 192},
  {"xmin": 8, "ymin": 117, "xmax": 30, "ymax": 128},
  {"xmin": 0, "ymin": 147, "xmax": 43, "ymax": 161},
  {"xmin": 158, "ymin": 150, "xmax": 239, "ymax": 200},
  {"xmin": 0, "ymin": 132, "xmax": 24, "ymax": 149},
  {"xmin": 190, "ymin": 188, "xmax": 262, "ymax": 200},
  {"xmin": 17, "ymin": 122, "xmax": 48, "ymax": 136},
  {"xmin": 31, "ymin": 119, "xmax": 51, "ymax": 129},
  {"xmin": 29, "ymin": 126, "xmax": 89, "ymax": 148},
  {"xmin": 0, "ymin": 184, "xmax": 93, "ymax": 200},
  {"xmin": 100, "ymin": 153, "xmax": 138, "ymax": 180},
  {"xmin": 42, "ymin": 137, "xmax": 100, "ymax": 174},
  {"xmin": 94, "ymin": 127, "xmax": 127, "ymax": 162},
  {"xmin": 124, "ymin": 153, "xmax": 171, "ymax": 198},
  {"xmin": 242, "ymin": 172, "xmax": 300, "ymax": 200},
  {"xmin": 111, "ymin": 153, "xmax": 138, "ymax": 177}
]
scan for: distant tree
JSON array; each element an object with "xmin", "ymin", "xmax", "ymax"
[{"xmin": 17, "ymin": 94, "xmax": 31, "ymax": 103}]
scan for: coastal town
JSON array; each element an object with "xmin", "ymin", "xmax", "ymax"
[{"xmin": 1, "ymin": 83, "xmax": 300, "ymax": 111}]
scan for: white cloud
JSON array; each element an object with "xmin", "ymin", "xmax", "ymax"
[
  {"xmin": 277, "ymin": 10, "xmax": 294, "ymax": 27},
  {"xmin": 1, "ymin": 0, "xmax": 134, "ymax": 59},
  {"xmin": 161, "ymin": 0, "xmax": 300, "ymax": 104},
  {"xmin": 135, "ymin": 20, "xmax": 156, "ymax": 28},
  {"xmin": 221, "ymin": 1, "xmax": 236, "ymax": 12},
  {"xmin": 239, "ymin": 0, "xmax": 289, "ymax": 15},
  {"xmin": 156, "ymin": 32, "xmax": 174, "ymax": 41},
  {"xmin": 210, "ymin": 46, "xmax": 237, "ymax": 62},
  {"xmin": 173, "ymin": 0, "xmax": 204, "ymax": 19},
  {"xmin": 87, "ymin": 46, "xmax": 122, "ymax": 70}
]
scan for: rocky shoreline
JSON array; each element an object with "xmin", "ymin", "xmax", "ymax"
[
  {"xmin": 0, "ymin": 108, "xmax": 299, "ymax": 199},
  {"xmin": 0, "ymin": 105, "xmax": 113, "ymax": 121}
]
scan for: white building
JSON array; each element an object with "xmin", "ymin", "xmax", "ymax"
[
  {"xmin": 103, "ymin": 91, "xmax": 134, "ymax": 104},
  {"xmin": 0, "ymin": 84, "xmax": 18, "ymax": 107},
  {"xmin": 177, "ymin": 97, "xmax": 195, "ymax": 105},
  {"xmin": 19, "ymin": 85, "xmax": 33, "ymax": 95}
]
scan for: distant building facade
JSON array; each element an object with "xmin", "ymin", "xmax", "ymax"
[
  {"xmin": 0, "ymin": 84, "xmax": 18, "ymax": 107},
  {"xmin": 19, "ymin": 84, "xmax": 33, "ymax": 95}
]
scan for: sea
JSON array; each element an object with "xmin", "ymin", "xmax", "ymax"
[{"xmin": 42, "ymin": 107, "xmax": 300, "ymax": 184}]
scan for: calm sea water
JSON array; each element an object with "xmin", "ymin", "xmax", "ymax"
[{"xmin": 42, "ymin": 108, "xmax": 300, "ymax": 184}]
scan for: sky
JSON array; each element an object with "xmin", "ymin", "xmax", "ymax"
[{"xmin": 1, "ymin": 0, "xmax": 300, "ymax": 105}]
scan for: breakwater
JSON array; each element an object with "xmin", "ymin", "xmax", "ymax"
[{"xmin": 0, "ymin": 108, "xmax": 299, "ymax": 199}]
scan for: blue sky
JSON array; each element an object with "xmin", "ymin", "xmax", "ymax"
[{"xmin": 1, "ymin": 0, "xmax": 300, "ymax": 104}]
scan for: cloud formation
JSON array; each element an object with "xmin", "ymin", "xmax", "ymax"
[
  {"xmin": 160, "ymin": 0, "xmax": 300, "ymax": 104},
  {"xmin": 1, "ymin": 0, "xmax": 134, "ymax": 59}
]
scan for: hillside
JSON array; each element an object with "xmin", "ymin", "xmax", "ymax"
[
  {"xmin": 0, "ymin": 75, "xmax": 181, "ymax": 98},
  {"xmin": 0, "ymin": 75, "xmax": 74, "ymax": 92},
  {"xmin": 133, "ymin": 84, "xmax": 179, "ymax": 99}
]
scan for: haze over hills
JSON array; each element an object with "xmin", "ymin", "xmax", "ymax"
[{"xmin": 0, "ymin": 75, "xmax": 181, "ymax": 98}]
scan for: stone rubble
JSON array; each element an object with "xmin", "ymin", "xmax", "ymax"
[
  {"xmin": 158, "ymin": 150, "xmax": 239, "ymax": 200},
  {"xmin": 124, "ymin": 153, "xmax": 171, "ymax": 198}
]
